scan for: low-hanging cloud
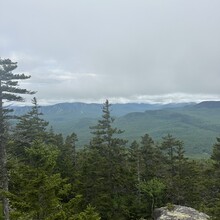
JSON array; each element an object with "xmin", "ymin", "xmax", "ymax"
[{"xmin": 1, "ymin": 0, "xmax": 220, "ymax": 104}]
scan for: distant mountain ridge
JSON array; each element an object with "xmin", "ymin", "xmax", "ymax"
[
  {"xmin": 10, "ymin": 102, "xmax": 195, "ymax": 117},
  {"xmin": 9, "ymin": 101, "xmax": 220, "ymax": 157},
  {"xmin": 195, "ymin": 101, "xmax": 220, "ymax": 108}
]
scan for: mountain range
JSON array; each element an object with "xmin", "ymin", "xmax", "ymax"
[{"xmin": 9, "ymin": 101, "xmax": 220, "ymax": 158}]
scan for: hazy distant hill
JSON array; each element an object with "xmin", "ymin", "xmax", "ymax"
[
  {"xmin": 9, "ymin": 101, "xmax": 220, "ymax": 157},
  {"xmin": 195, "ymin": 101, "xmax": 220, "ymax": 108},
  {"xmin": 115, "ymin": 105, "xmax": 220, "ymax": 157},
  {"xmin": 11, "ymin": 102, "xmax": 193, "ymax": 117},
  {"xmin": 10, "ymin": 102, "xmax": 193, "ymax": 134}
]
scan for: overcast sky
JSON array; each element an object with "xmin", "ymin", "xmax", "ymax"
[{"xmin": 1, "ymin": 0, "xmax": 220, "ymax": 104}]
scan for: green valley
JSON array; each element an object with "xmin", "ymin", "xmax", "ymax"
[{"xmin": 11, "ymin": 101, "xmax": 220, "ymax": 157}]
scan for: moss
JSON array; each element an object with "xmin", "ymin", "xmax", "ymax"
[{"xmin": 166, "ymin": 203, "xmax": 175, "ymax": 211}]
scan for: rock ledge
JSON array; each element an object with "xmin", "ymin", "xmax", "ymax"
[{"xmin": 153, "ymin": 205, "xmax": 209, "ymax": 220}]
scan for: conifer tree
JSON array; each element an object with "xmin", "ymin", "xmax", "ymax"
[
  {"xmin": 128, "ymin": 141, "xmax": 146, "ymax": 218},
  {"xmin": 79, "ymin": 100, "xmax": 129, "ymax": 219},
  {"xmin": 57, "ymin": 132, "xmax": 78, "ymax": 179},
  {"xmin": 129, "ymin": 141, "xmax": 141, "ymax": 187},
  {"xmin": 129, "ymin": 136, "xmax": 165, "ymax": 218},
  {"xmin": 160, "ymin": 134, "xmax": 189, "ymax": 204},
  {"xmin": 90, "ymin": 100, "xmax": 128, "ymax": 194},
  {"xmin": 9, "ymin": 141, "xmax": 70, "ymax": 219},
  {"xmin": 90, "ymin": 99, "xmax": 126, "ymax": 152},
  {"xmin": 14, "ymin": 97, "xmax": 48, "ymax": 146},
  {"xmin": 161, "ymin": 134, "xmax": 182, "ymax": 176},
  {"xmin": 0, "ymin": 58, "xmax": 34, "ymax": 220},
  {"xmin": 211, "ymin": 137, "xmax": 220, "ymax": 168},
  {"xmin": 209, "ymin": 137, "xmax": 220, "ymax": 218},
  {"xmin": 11, "ymin": 97, "xmax": 49, "ymax": 163},
  {"xmin": 140, "ymin": 134, "xmax": 163, "ymax": 180}
]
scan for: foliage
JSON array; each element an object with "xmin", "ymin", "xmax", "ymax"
[
  {"xmin": 13, "ymin": 103, "xmax": 220, "ymax": 157},
  {"xmin": 4, "ymin": 95, "xmax": 220, "ymax": 219},
  {"xmin": 0, "ymin": 58, "xmax": 34, "ymax": 220},
  {"xmin": 139, "ymin": 178, "xmax": 166, "ymax": 213},
  {"xmin": 76, "ymin": 100, "xmax": 131, "ymax": 219},
  {"xmin": 9, "ymin": 142, "xmax": 66, "ymax": 219},
  {"xmin": 57, "ymin": 132, "xmax": 78, "ymax": 179},
  {"xmin": 12, "ymin": 97, "xmax": 49, "ymax": 155},
  {"xmin": 74, "ymin": 205, "xmax": 101, "ymax": 220}
]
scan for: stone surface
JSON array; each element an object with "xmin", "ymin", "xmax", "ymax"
[{"xmin": 153, "ymin": 205, "xmax": 210, "ymax": 220}]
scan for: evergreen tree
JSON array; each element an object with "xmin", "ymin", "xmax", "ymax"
[
  {"xmin": 208, "ymin": 137, "xmax": 220, "ymax": 218},
  {"xmin": 78, "ymin": 100, "xmax": 129, "ymax": 219},
  {"xmin": 140, "ymin": 134, "xmax": 163, "ymax": 180},
  {"xmin": 13, "ymin": 97, "xmax": 49, "ymax": 149},
  {"xmin": 74, "ymin": 205, "xmax": 101, "ymax": 220},
  {"xmin": 211, "ymin": 137, "xmax": 220, "ymax": 168},
  {"xmin": 57, "ymin": 132, "xmax": 78, "ymax": 179},
  {"xmin": 128, "ymin": 140, "xmax": 149, "ymax": 219},
  {"xmin": 129, "ymin": 141, "xmax": 141, "ymax": 189},
  {"xmin": 128, "ymin": 135, "xmax": 165, "ymax": 219},
  {"xmin": 90, "ymin": 99, "xmax": 126, "ymax": 152},
  {"xmin": 0, "ymin": 58, "xmax": 34, "ymax": 219},
  {"xmin": 160, "ymin": 134, "xmax": 191, "ymax": 205},
  {"xmin": 139, "ymin": 178, "xmax": 165, "ymax": 214},
  {"xmin": 9, "ymin": 141, "xmax": 72, "ymax": 219},
  {"xmin": 9, "ymin": 101, "xmax": 98, "ymax": 219}
]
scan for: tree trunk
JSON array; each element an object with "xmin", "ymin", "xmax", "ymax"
[
  {"xmin": 0, "ymin": 81, "xmax": 10, "ymax": 220},
  {"xmin": 0, "ymin": 145, "xmax": 10, "ymax": 220}
]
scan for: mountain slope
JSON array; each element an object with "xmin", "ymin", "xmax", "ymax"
[
  {"xmin": 9, "ymin": 101, "xmax": 220, "ymax": 157},
  {"xmin": 115, "ymin": 107, "xmax": 220, "ymax": 156}
]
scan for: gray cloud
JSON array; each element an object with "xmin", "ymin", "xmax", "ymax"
[{"xmin": 1, "ymin": 0, "xmax": 220, "ymax": 104}]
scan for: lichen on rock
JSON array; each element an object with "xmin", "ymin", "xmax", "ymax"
[{"xmin": 153, "ymin": 205, "xmax": 210, "ymax": 220}]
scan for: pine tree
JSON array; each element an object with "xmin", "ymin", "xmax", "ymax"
[
  {"xmin": 211, "ymin": 137, "xmax": 220, "ymax": 169},
  {"xmin": 139, "ymin": 178, "xmax": 165, "ymax": 214},
  {"xmin": 9, "ymin": 97, "xmax": 50, "ymax": 169},
  {"xmin": 90, "ymin": 99, "xmax": 126, "ymax": 152},
  {"xmin": 160, "ymin": 134, "xmax": 189, "ymax": 204},
  {"xmin": 161, "ymin": 134, "xmax": 182, "ymax": 176},
  {"xmin": 0, "ymin": 58, "xmax": 34, "ymax": 220},
  {"xmin": 129, "ymin": 141, "xmax": 141, "ymax": 188},
  {"xmin": 128, "ymin": 141, "xmax": 147, "ymax": 219},
  {"xmin": 140, "ymin": 134, "xmax": 163, "ymax": 180},
  {"xmin": 208, "ymin": 137, "xmax": 220, "ymax": 218},
  {"xmin": 9, "ymin": 141, "xmax": 70, "ymax": 219},
  {"xmin": 78, "ymin": 100, "xmax": 129, "ymax": 219},
  {"xmin": 89, "ymin": 100, "xmax": 127, "ymax": 194},
  {"xmin": 57, "ymin": 132, "xmax": 78, "ymax": 179},
  {"xmin": 128, "ymin": 136, "xmax": 165, "ymax": 218},
  {"xmin": 14, "ymin": 97, "xmax": 49, "ymax": 148}
]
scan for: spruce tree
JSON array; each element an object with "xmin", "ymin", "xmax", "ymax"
[
  {"xmin": 0, "ymin": 58, "xmax": 34, "ymax": 220},
  {"xmin": 211, "ymin": 137, "xmax": 220, "ymax": 168},
  {"xmin": 79, "ymin": 100, "xmax": 129, "ymax": 219},
  {"xmin": 9, "ymin": 141, "xmax": 70, "ymax": 220},
  {"xmin": 57, "ymin": 132, "xmax": 78, "ymax": 179},
  {"xmin": 160, "ymin": 134, "xmax": 189, "ymax": 204},
  {"xmin": 140, "ymin": 134, "xmax": 163, "ymax": 180},
  {"xmin": 12, "ymin": 97, "xmax": 49, "ymax": 158},
  {"xmin": 209, "ymin": 137, "xmax": 220, "ymax": 218}
]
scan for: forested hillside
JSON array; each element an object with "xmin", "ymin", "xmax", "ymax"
[
  {"xmin": 11, "ymin": 101, "xmax": 220, "ymax": 157},
  {"xmin": 116, "ymin": 104, "xmax": 220, "ymax": 157},
  {"xmin": 3, "ymin": 99, "xmax": 220, "ymax": 219}
]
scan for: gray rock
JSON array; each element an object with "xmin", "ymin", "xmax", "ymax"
[{"xmin": 153, "ymin": 205, "xmax": 210, "ymax": 220}]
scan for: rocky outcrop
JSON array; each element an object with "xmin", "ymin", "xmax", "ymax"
[{"xmin": 153, "ymin": 205, "xmax": 209, "ymax": 220}]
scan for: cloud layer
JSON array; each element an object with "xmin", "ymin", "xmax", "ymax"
[{"xmin": 1, "ymin": 0, "xmax": 220, "ymax": 104}]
